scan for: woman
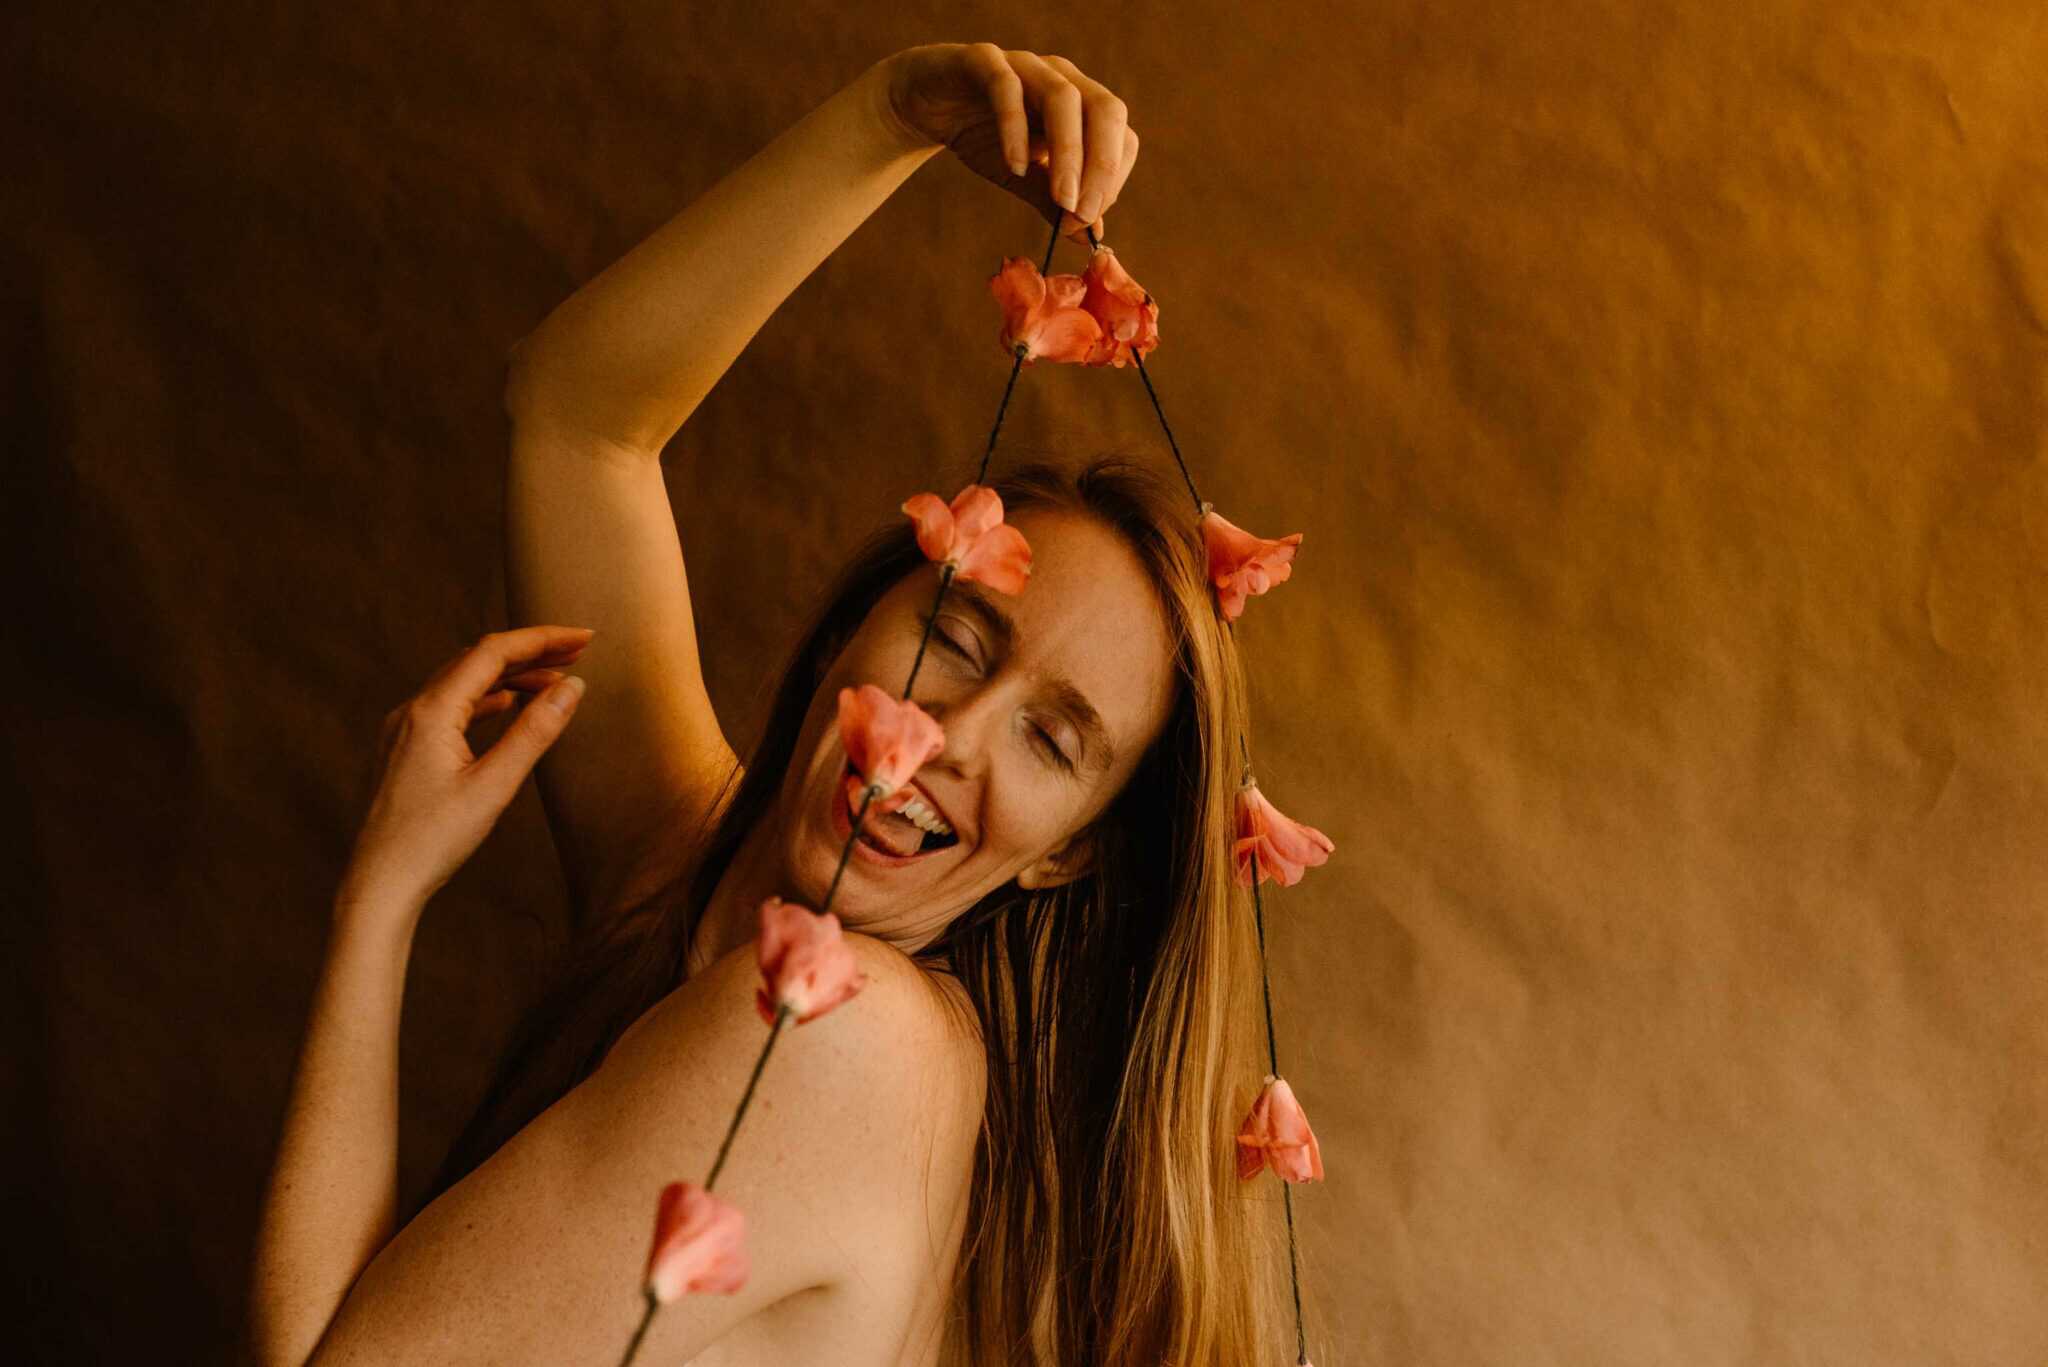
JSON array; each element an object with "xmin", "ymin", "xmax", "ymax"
[{"xmin": 252, "ymin": 43, "xmax": 1284, "ymax": 1366}]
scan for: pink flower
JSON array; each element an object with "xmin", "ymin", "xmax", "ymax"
[
  {"xmin": 900, "ymin": 484, "xmax": 1034, "ymax": 595},
  {"xmin": 1199, "ymin": 502, "xmax": 1303, "ymax": 623},
  {"xmin": 989, "ymin": 256, "xmax": 1103, "ymax": 365},
  {"xmin": 1234, "ymin": 781, "xmax": 1335, "ymax": 889},
  {"xmin": 1076, "ymin": 245, "xmax": 1159, "ymax": 368},
  {"xmin": 643, "ymin": 1181, "xmax": 748, "ymax": 1302},
  {"xmin": 1235, "ymin": 1074, "xmax": 1325, "ymax": 1183},
  {"xmin": 754, "ymin": 896, "xmax": 867, "ymax": 1026},
  {"xmin": 836, "ymin": 683, "xmax": 945, "ymax": 803}
]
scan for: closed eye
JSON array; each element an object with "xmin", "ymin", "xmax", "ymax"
[
  {"xmin": 918, "ymin": 611, "xmax": 978, "ymax": 668},
  {"xmin": 1032, "ymin": 724, "xmax": 1076, "ymax": 772}
]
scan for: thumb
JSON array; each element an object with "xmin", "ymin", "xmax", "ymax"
[{"xmin": 474, "ymin": 675, "xmax": 584, "ymax": 793}]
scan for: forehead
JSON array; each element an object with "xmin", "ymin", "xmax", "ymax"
[{"xmin": 934, "ymin": 505, "xmax": 1178, "ymax": 758}]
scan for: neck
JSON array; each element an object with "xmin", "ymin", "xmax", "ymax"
[{"xmin": 686, "ymin": 808, "xmax": 782, "ymax": 978}]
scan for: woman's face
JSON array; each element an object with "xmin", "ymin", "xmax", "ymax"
[{"xmin": 769, "ymin": 506, "xmax": 1180, "ymax": 949}]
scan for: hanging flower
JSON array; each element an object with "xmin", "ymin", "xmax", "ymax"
[
  {"xmin": 836, "ymin": 683, "xmax": 945, "ymax": 812},
  {"xmin": 989, "ymin": 256, "xmax": 1103, "ymax": 365},
  {"xmin": 643, "ymin": 1181, "xmax": 749, "ymax": 1302},
  {"xmin": 754, "ymin": 896, "xmax": 867, "ymax": 1026},
  {"xmin": 1234, "ymin": 780, "xmax": 1335, "ymax": 889},
  {"xmin": 900, "ymin": 484, "xmax": 1033, "ymax": 595},
  {"xmin": 1077, "ymin": 245, "xmax": 1160, "ymax": 368},
  {"xmin": 1235, "ymin": 1074, "xmax": 1325, "ymax": 1183},
  {"xmin": 1200, "ymin": 502, "xmax": 1304, "ymax": 623}
]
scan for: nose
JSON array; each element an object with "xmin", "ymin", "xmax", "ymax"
[{"xmin": 914, "ymin": 684, "xmax": 1007, "ymax": 774}]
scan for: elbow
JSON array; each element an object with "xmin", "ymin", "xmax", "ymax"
[{"xmin": 500, "ymin": 339, "xmax": 670, "ymax": 459}]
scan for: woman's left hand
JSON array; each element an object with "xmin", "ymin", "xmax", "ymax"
[{"xmin": 339, "ymin": 625, "xmax": 596, "ymax": 917}]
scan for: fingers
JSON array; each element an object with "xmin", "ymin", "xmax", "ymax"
[
  {"xmin": 471, "ymin": 672, "xmax": 585, "ymax": 797},
  {"xmin": 1101, "ymin": 126, "xmax": 1139, "ymax": 223},
  {"xmin": 470, "ymin": 669, "xmax": 565, "ymax": 722},
  {"xmin": 1004, "ymin": 51, "xmax": 1086, "ymax": 213},
  {"xmin": 1038, "ymin": 55, "xmax": 1128, "ymax": 225},
  {"xmin": 966, "ymin": 41, "xmax": 1029, "ymax": 176},
  {"xmin": 420, "ymin": 625, "xmax": 595, "ymax": 716}
]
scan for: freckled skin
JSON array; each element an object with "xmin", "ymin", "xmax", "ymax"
[{"xmin": 693, "ymin": 507, "xmax": 1179, "ymax": 966}]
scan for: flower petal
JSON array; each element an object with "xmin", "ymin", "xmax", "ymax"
[
  {"xmin": 836, "ymin": 683, "xmax": 945, "ymax": 797},
  {"xmin": 902, "ymin": 486, "xmax": 1033, "ymax": 594},
  {"xmin": 947, "ymin": 485, "xmax": 1005, "ymax": 543},
  {"xmin": 1200, "ymin": 504, "xmax": 1304, "ymax": 623},
  {"xmin": 1044, "ymin": 272, "xmax": 1090, "ymax": 310},
  {"xmin": 1233, "ymin": 1074, "xmax": 1326, "ymax": 1184},
  {"xmin": 644, "ymin": 1181, "xmax": 749, "ymax": 1302},
  {"xmin": 988, "ymin": 256, "xmax": 1047, "ymax": 350},
  {"xmin": 988, "ymin": 256, "xmax": 1104, "ymax": 365},
  {"xmin": 754, "ymin": 896, "xmax": 868, "ymax": 1026},
  {"xmin": 1078, "ymin": 245, "xmax": 1161, "ymax": 368},
  {"xmin": 1024, "ymin": 305, "xmax": 1105, "ymax": 365},
  {"xmin": 1233, "ymin": 782, "xmax": 1335, "ymax": 889},
  {"xmin": 900, "ymin": 491, "xmax": 958, "ymax": 565},
  {"xmin": 953, "ymin": 522, "xmax": 1033, "ymax": 595}
]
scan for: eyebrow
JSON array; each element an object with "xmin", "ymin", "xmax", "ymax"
[{"xmin": 943, "ymin": 579, "xmax": 1118, "ymax": 776}]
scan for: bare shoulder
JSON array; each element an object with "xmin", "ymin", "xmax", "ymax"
[
  {"xmin": 307, "ymin": 931, "xmax": 985, "ymax": 1366},
  {"xmin": 634, "ymin": 934, "xmax": 987, "ymax": 1172},
  {"xmin": 595, "ymin": 929, "xmax": 987, "ymax": 1269}
]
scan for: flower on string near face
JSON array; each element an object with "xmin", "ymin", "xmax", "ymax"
[
  {"xmin": 900, "ymin": 485, "xmax": 1033, "ymax": 595},
  {"xmin": 1200, "ymin": 502, "xmax": 1303, "ymax": 624},
  {"xmin": 835, "ymin": 682, "xmax": 946, "ymax": 823},
  {"xmin": 754, "ymin": 895, "xmax": 867, "ymax": 1026},
  {"xmin": 643, "ymin": 1181, "xmax": 749, "ymax": 1304},
  {"xmin": 1235, "ymin": 1074, "xmax": 1325, "ymax": 1183},
  {"xmin": 1233, "ymin": 778, "xmax": 1334, "ymax": 889}
]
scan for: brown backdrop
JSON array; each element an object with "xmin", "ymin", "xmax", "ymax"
[{"xmin": 8, "ymin": 3, "xmax": 2046, "ymax": 1362}]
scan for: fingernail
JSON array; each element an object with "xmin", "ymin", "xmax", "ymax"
[
  {"xmin": 1010, "ymin": 156, "xmax": 1027, "ymax": 177},
  {"xmin": 1077, "ymin": 191, "xmax": 1102, "ymax": 222},
  {"xmin": 547, "ymin": 675, "xmax": 586, "ymax": 711},
  {"xmin": 1057, "ymin": 176, "xmax": 1078, "ymax": 210}
]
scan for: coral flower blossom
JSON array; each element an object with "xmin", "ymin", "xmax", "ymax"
[
  {"xmin": 754, "ymin": 896, "xmax": 867, "ymax": 1026},
  {"xmin": 900, "ymin": 484, "xmax": 1033, "ymax": 595},
  {"xmin": 1234, "ymin": 781, "xmax": 1335, "ymax": 889},
  {"xmin": 1200, "ymin": 502, "xmax": 1304, "ymax": 623},
  {"xmin": 643, "ymin": 1181, "xmax": 748, "ymax": 1303},
  {"xmin": 1076, "ymin": 245, "xmax": 1159, "ymax": 368},
  {"xmin": 836, "ymin": 683, "xmax": 945, "ymax": 810},
  {"xmin": 989, "ymin": 256, "xmax": 1102, "ymax": 365},
  {"xmin": 1235, "ymin": 1074, "xmax": 1325, "ymax": 1183}
]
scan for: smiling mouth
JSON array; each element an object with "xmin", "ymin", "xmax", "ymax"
[{"xmin": 838, "ymin": 760, "xmax": 962, "ymax": 859}]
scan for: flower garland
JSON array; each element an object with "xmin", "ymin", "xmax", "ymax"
[{"xmin": 619, "ymin": 216, "xmax": 1333, "ymax": 1367}]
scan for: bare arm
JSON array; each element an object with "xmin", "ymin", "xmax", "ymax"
[
  {"xmin": 503, "ymin": 57, "xmax": 943, "ymax": 452},
  {"xmin": 247, "ymin": 886, "xmax": 423, "ymax": 1367},
  {"xmin": 499, "ymin": 57, "xmax": 941, "ymax": 922}
]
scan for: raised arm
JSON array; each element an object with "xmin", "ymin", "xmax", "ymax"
[
  {"xmin": 499, "ymin": 57, "xmax": 943, "ymax": 922},
  {"xmin": 501, "ymin": 47, "xmax": 1128, "ymax": 923}
]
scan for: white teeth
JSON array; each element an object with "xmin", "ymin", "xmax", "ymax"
[{"xmin": 898, "ymin": 795, "xmax": 954, "ymax": 836}]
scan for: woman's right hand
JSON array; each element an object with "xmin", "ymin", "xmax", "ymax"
[{"xmin": 878, "ymin": 43, "xmax": 1139, "ymax": 245}]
